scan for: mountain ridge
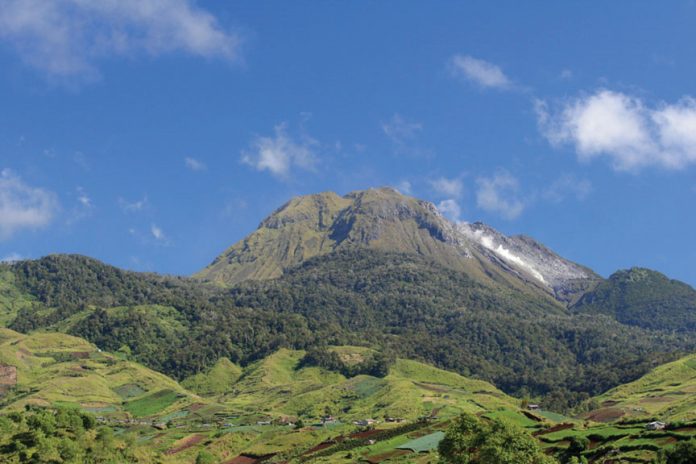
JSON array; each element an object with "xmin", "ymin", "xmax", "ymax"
[{"xmin": 196, "ymin": 187, "xmax": 600, "ymax": 305}]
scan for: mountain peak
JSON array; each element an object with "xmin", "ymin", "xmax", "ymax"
[{"xmin": 196, "ymin": 188, "xmax": 598, "ymax": 304}]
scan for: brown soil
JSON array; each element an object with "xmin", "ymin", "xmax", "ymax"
[
  {"xmin": 583, "ymin": 407, "xmax": 624, "ymax": 422},
  {"xmin": 364, "ymin": 449, "xmax": 413, "ymax": 463},
  {"xmin": 533, "ymin": 422, "xmax": 574, "ymax": 436},
  {"xmin": 165, "ymin": 434, "xmax": 205, "ymax": 455}
]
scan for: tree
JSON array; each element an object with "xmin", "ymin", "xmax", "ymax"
[
  {"xmin": 196, "ymin": 450, "xmax": 216, "ymax": 464},
  {"xmin": 439, "ymin": 414, "xmax": 558, "ymax": 464},
  {"xmin": 658, "ymin": 439, "xmax": 696, "ymax": 464}
]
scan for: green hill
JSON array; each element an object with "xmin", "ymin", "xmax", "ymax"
[
  {"xmin": 588, "ymin": 352, "xmax": 696, "ymax": 422},
  {"xmin": 572, "ymin": 267, "xmax": 696, "ymax": 332},
  {"xmin": 213, "ymin": 348, "xmax": 521, "ymax": 422},
  {"xmin": 0, "ymin": 328, "xmax": 197, "ymax": 418}
]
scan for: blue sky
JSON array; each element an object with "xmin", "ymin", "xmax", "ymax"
[{"xmin": 2, "ymin": 1, "xmax": 696, "ymax": 285}]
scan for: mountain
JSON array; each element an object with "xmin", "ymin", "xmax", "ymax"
[
  {"xmin": 197, "ymin": 187, "xmax": 600, "ymax": 304},
  {"xmin": 2, "ymin": 188, "xmax": 696, "ymax": 411},
  {"xmin": 572, "ymin": 267, "xmax": 696, "ymax": 331}
]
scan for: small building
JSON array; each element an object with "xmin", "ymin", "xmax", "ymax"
[
  {"xmin": 527, "ymin": 404, "xmax": 541, "ymax": 411},
  {"xmin": 646, "ymin": 421, "xmax": 666, "ymax": 431},
  {"xmin": 354, "ymin": 419, "xmax": 377, "ymax": 427}
]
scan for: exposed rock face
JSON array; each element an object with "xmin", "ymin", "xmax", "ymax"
[
  {"xmin": 457, "ymin": 222, "xmax": 601, "ymax": 304},
  {"xmin": 0, "ymin": 364, "xmax": 17, "ymax": 396},
  {"xmin": 196, "ymin": 187, "xmax": 599, "ymax": 304}
]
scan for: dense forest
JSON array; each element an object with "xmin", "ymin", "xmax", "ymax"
[{"xmin": 3, "ymin": 251, "xmax": 695, "ymax": 411}]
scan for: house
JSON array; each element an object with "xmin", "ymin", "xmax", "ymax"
[
  {"xmin": 354, "ymin": 419, "xmax": 377, "ymax": 427},
  {"xmin": 646, "ymin": 421, "xmax": 666, "ymax": 430},
  {"xmin": 527, "ymin": 404, "xmax": 541, "ymax": 411}
]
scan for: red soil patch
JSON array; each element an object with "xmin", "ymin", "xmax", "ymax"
[
  {"xmin": 71, "ymin": 351, "xmax": 90, "ymax": 359},
  {"xmin": 224, "ymin": 456, "xmax": 257, "ymax": 464},
  {"xmin": 533, "ymin": 423, "xmax": 574, "ymax": 436},
  {"xmin": 364, "ymin": 449, "xmax": 413, "ymax": 463},
  {"xmin": 223, "ymin": 453, "xmax": 276, "ymax": 464},
  {"xmin": 521, "ymin": 410, "xmax": 543, "ymax": 422},
  {"xmin": 165, "ymin": 434, "xmax": 205, "ymax": 455},
  {"xmin": 583, "ymin": 408, "xmax": 624, "ymax": 423},
  {"xmin": 187, "ymin": 402, "xmax": 206, "ymax": 412},
  {"xmin": 414, "ymin": 382, "xmax": 449, "ymax": 393},
  {"xmin": 302, "ymin": 437, "xmax": 345, "ymax": 455}
]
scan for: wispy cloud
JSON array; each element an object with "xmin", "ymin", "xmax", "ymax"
[
  {"xmin": 394, "ymin": 180, "xmax": 412, "ymax": 195},
  {"xmin": 476, "ymin": 171, "xmax": 525, "ymax": 220},
  {"xmin": 0, "ymin": 169, "xmax": 58, "ymax": 240},
  {"xmin": 1, "ymin": 252, "xmax": 24, "ymax": 263},
  {"xmin": 185, "ymin": 157, "xmax": 206, "ymax": 171},
  {"xmin": 150, "ymin": 223, "xmax": 171, "ymax": 245},
  {"xmin": 449, "ymin": 55, "xmax": 511, "ymax": 89},
  {"xmin": 0, "ymin": 0, "xmax": 241, "ymax": 78},
  {"xmin": 382, "ymin": 113, "xmax": 423, "ymax": 149},
  {"xmin": 537, "ymin": 89, "xmax": 696, "ymax": 171},
  {"xmin": 542, "ymin": 174, "xmax": 592, "ymax": 203},
  {"xmin": 430, "ymin": 177, "xmax": 464, "ymax": 198},
  {"xmin": 437, "ymin": 199, "xmax": 462, "ymax": 222},
  {"xmin": 241, "ymin": 123, "xmax": 318, "ymax": 179},
  {"xmin": 118, "ymin": 196, "xmax": 149, "ymax": 213}
]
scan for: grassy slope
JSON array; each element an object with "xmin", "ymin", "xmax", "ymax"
[
  {"xmin": 590, "ymin": 352, "xmax": 696, "ymax": 422},
  {"xmin": 213, "ymin": 348, "xmax": 521, "ymax": 422},
  {"xmin": 0, "ymin": 328, "xmax": 196, "ymax": 417}
]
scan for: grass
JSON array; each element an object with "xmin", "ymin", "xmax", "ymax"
[
  {"xmin": 590, "ymin": 352, "xmax": 696, "ymax": 421},
  {"xmin": 124, "ymin": 389, "xmax": 182, "ymax": 417}
]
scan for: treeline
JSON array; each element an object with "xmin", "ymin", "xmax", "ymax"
[
  {"xmin": 3, "ymin": 251, "xmax": 695, "ymax": 411},
  {"xmin": 298, "ymin": 346, "xmax": 395, "ymax": 378}
]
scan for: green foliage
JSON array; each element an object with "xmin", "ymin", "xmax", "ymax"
[
  {"xmin": 438, "ymin": 413, "xmax": 558, "ymax": 464},
  {"xmin": 195, "ymin": 450, "xmax": 216, "ymax": 464},
  {"xmin": 0, "ymin": 406, "xmax": 145, "ymax": 463},
  {"xmin": 656, "ymin": 439, "xmax": 696, "ymax": 464},
  {"xmin": 5, "ymin": 251, "xmax": 694, "ymax": 410},
  {"xmin": 298, "ymin": 346, "xmax": 395, "ymax": 378},
  {"xmin": 572, "ymin": 268, "xmax": 696, "ymax": 332}
]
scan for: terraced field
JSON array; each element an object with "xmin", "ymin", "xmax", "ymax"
[{"xmin": 590, "ymin": 352, "xmax": 696, "ymax": 422}]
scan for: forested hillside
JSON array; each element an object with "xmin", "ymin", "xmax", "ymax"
[
  {"xmin": 3, "ymin": 250, "xmax": 694, "ymax": 412},
  {"xmin": 572, "ymin": 268, "xmax": 696, "ymax": 332}
]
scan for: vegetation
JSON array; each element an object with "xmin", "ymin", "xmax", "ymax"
[
  {"xmin": 438, "ymin": 413, "xmax": 558, "ymax": 464},
  {"xmin": 3, "ymin": 250, "xmax": 694, "ymax": 411},
  {"xmin": 572, "ymin": 268, "xmax": 696, "ymax": 332},
  {"xmin": 0, "ymin": 406, "xmax": 149, "ymax": 463}
]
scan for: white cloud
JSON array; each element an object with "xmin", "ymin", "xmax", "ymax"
[
  {"xmin": 150, "ymin": 223, "xmax": 165, "ymax": 241},
  {"xmin": 1, "ymin": 252, "xmax": 24, "ymax": 263},
  {"xmin": 476, "ymin": 171, "xmax": 525, "ymax": 220},
  {"xmin": 537, "ymin": 90, "xmax": 696, "ymax": 171},
  {"xmin": 0, "ymin": 169, "xmax": 58, "ymax": 240},
  {"xmin": 241, "ymin": 123, "xmax": 318, "ymax": 179},
  {"xmin": 449, "ymin": 55, "xmax": 511, "ymax": 89},
  {"xmin": 382, "ymin": 114, "xmax": 423, "ymax": 146},
  {"xmin": 542, "ymin": 174, "xmax": 592, "ymax": 203},
  {"xmin": 185, "ymin": 157, "xmax": 206, "ymax": 171},
  {"xmin": 118, "ymin": 196, "xmax": 148, "ymax": 212},
  {"xmin": 0, "ymin": 0, "xmax": 241, "ymax": 77},
  {"xmin": 437, "ymin": 199, "xmax": 462, "ymax": 222},
  {"xmin": 394, "ymin": 180, "xmax": 412, "ymax": 195},
  {"xmin": 76, "ymin": 187, "xmax": 92, "ymax": 209},
  {"xmin": 430, "ymin": 177, "xmax": 463, "ymax": 198}
]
